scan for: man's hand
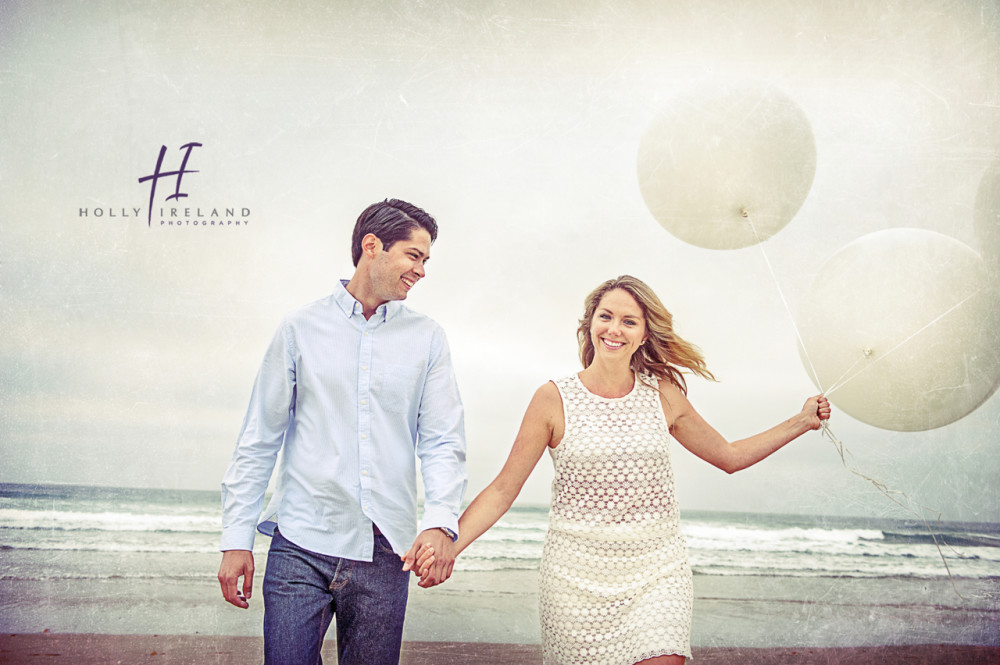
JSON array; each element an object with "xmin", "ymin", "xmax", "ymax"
[
  {"xmin": 218, "ymin": 549, "xmax": 255, "ymax": 608},
  {"xmin": 402, "ymin": 529, "xmax": 455, "ymax": 588}
]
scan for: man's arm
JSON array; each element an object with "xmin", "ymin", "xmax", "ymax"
[
  {"xmin": 218, "ymin": 322, "xmax": 296, "ymax": 605},
  {"xmin": 411, "ymin": 328, "xmax": 467, "ymax": 587}
]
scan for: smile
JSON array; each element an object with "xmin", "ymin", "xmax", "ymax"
[
  {"xmin": 601, "ymin": 338, "xmax": 626, "ymax": 350},
  {"xmin": 401, "ymin": 277, "xmax": 415, "ymax": 289}
]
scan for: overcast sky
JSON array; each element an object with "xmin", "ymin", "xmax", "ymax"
[{"xmin": 1, "ymin": 0, "xmax": 998, "ymax": 523}]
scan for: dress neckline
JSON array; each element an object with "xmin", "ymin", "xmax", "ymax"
[{"xmin": 573, "ymin": 371, "xmax": 638, "ymax": 401}]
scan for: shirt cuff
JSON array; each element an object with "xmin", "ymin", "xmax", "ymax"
[
  {"xmin": 220, "ymin": 526, "xmax": 257, "ymax": 552},
  {"xmin": 418, "ymin": 505, "xmax": 460, "ymax": 542}
]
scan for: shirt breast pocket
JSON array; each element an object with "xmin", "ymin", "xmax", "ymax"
[{"xmin": 375, "ymin": 364, "xmax": 423, "ymax": 413}]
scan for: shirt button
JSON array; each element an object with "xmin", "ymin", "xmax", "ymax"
[
  {"xmin": 362, "ymin": 470, "xmax": 368, "ymax": 476},
  {"xmin": 361, "ymin": 399, "xmax": 367, "ymax": 406},
  {"xmin": 361, "ymin": 365, "xmax": 367, "ymax": 371},
  {"xmin": 361, "ymin": 434, "xmax": 367, "ymax": 440}
]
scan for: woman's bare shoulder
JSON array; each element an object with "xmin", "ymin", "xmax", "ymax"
[
  {"xmin": 655, "ymin": 376, "xmax": 686, "ymax": 398},
  {"xmin": 655, "ymin": 376, "xmax": 694, "ymax": 423},
  {"xmin": 533, "ymin": 380, "xmax": 563, "ymax": 410}
]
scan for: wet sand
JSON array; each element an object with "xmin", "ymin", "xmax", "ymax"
[{"xmin": 2, "ymin": 634, "xmax": 999, "ymax": 664}]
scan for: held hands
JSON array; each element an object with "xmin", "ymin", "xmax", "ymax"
[
  {"xmin": 802, "ymin": 394, "xmax": 832, "ymax": 430},
  {"xmin": 218, "ymin": 549, "xmax": 255, "ymax": 609},
  {"xmin": 401, "ymin": 528, "xmax": 455, "ymax": 588},
  {"xmin": 401, "ymin": 543, "xmax": 437, "ymax": 583}
]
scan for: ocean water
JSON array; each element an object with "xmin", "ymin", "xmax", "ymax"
[
  {"xmin": 2, "ymin": 482, "xmax": 998, "ymax": 582},
  {"xmin": 1, "ymin": 483, "xmax": 998, "ymax": 645}
]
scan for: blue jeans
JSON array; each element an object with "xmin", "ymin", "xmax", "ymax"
[{"xmin": 262, "ymin": 527, "xmax": 410, "ymax": 665}]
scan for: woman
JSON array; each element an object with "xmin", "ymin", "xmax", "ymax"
[{"xmin": 405, "ymin": 275, "xmax": 831, "ymax": 664}]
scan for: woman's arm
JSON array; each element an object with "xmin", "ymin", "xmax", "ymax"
[
  {"xmin": 660, "ymin": 380, "xmax": 830, "ymax": 474},
  {"xmin": 402, "ymin": 381, "xmax": 562, "ymax": 581},
  {"xmin": 455, "ymin": 382, "xmax": 561, "ymax": 553}
]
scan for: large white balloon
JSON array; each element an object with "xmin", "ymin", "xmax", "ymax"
[
  {"xmin": 796, "ymin": 229, "xmax": 1000, "ymax": 432},
  {"xmin": 637, "ymin": 82, "xmax": 816, "ymax": 250},
  {"xmin": 974, "ymin": 157, "xmax": 1000, "ymax": 281}
]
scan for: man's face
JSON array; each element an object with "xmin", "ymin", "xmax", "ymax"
[{"xmin": 369, "ymin": 227, "xmax": 432, "ymax": 304}]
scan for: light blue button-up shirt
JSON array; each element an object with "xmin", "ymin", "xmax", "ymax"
[{"xmin": 220, "ymin": 280, "xmax": 467, "ymax": 560}]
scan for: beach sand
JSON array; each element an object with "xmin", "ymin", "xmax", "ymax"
[
  {"xmin": 4, "ymin": 569, "xmax": 996, "ymax": 647},
  {"xmin": 3, "ymin": 553, "xmax": 997, "ymax": 663},
  {"xmin": 2, "ymin": 634, "xmax": 999, "ymax": 664}
]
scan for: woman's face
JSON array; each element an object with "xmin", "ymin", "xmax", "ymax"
[{"xmin": 590, "ymin": 289, "xmax": 647, "ymax": 361}]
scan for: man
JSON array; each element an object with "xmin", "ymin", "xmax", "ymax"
[{"xmin": 218, "ymin": 199, "xmax": 466, "ymax": 665}]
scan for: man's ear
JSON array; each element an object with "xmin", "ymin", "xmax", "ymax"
[{"xmin": 361, "ymin": 233, "xmax": 382, "ymax": 258}]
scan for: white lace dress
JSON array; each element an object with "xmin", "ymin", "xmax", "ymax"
[{"xmin": 539, "ymin": 373, "xmax": 693, "ymax": 664}]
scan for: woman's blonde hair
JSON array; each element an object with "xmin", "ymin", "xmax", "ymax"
[{"xmin": 577, "ymin": 275, "xmax": 716, "ymax": 394}]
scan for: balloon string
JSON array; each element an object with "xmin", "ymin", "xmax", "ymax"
[
  {"xmin": 820, "ymin": 421, "xmax": 966, "ymax": 598},
  {"xmin": 742, "ymin": 210, "xmax": 823, "ymax": 390},
  {"xmin": 742, "ymin": 211, "xmax": 965, "ymax": 597},
  {"xmin": 820, "ymin": 352, "xmax": 868, "ymax": 398},
  {"xmin": 824, "ymin": 287, "xmax": 985, "ymax": 397}
]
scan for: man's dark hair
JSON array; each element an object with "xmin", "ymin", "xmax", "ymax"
[{"xmin": 351, "ymin": 199, "xmax": 438, "ymax": 266}]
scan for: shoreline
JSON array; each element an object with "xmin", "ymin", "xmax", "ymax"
[{"xmin": 2, "ymin": 634, "xmax": 999, "ymax": 664}]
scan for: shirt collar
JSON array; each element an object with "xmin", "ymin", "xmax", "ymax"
[{"xmin": 333, "ymin": 279, "xmax": 402, "ymax": 323}]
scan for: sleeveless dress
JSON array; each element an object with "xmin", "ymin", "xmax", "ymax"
[{"xmin": 539, "ymin": 373, "xmax": 693, "ymax": 664}]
